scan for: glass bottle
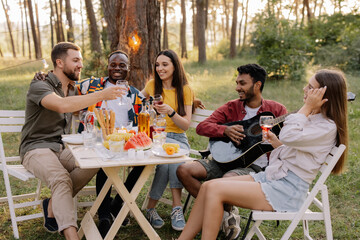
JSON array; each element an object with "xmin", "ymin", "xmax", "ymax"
[
  {"xmin": 138, "ymin": 100, "xmax": 150, "ymax": 137},
  {"xmin": 148, "ymin": 96, "xmax": 157, "ymax": 139}
]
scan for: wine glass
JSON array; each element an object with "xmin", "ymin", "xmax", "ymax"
[
  {"xmin": 116, "ymin": 80, "xmax": 130, "ymax": 105},
  {"xmin": 259, "ymin": 115, "xmax": 274, "ymax": 144},
  {"xmin": 153, "ymin": 94, "xmax": 165, "ymax": 118}
]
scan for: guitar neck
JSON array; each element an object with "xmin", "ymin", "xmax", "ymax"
[{"xmin": 271, "ymin": 110, "xmax": 297, "ymax": 126}]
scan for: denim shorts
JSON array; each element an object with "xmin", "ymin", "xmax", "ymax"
[{"xmin": 251, "ymin": 170, "xmax": 309, "ymax": 212}]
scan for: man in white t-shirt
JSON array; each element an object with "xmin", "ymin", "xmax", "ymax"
[
  {"xmin": 77, "ymin": 50, "xmax": 145, "ymax": 238},
  {"xmin": 177, "ymin": 63, "xmax": 287, "ymax": 240}
]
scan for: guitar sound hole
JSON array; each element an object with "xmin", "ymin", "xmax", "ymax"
[{"xmin": 249, "ymin": 123, "xmax": 262, "ymax": 136}]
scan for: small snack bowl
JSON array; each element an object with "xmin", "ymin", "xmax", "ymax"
[{"xmin": 109, "ymin": 139, "xmax": 125, "ymax": 153}]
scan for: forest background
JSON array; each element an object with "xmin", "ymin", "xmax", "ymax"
[{"xmin": 0, "ymin": 0, "xmax": 359, "ymax": 239}]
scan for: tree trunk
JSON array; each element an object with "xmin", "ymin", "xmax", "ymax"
[
  {"xmin": 65, "ymin": 0, "xmax": 74, "ymax": 42},
  {"xmin": 241, "ymin": 0, "xmax": 249, "ymax": 48},
  {"xmin": 85, "ymin": 0, "xmax": 102, "ymax": 54},
  {"xmin": 24, "ymin": 0, "xmax": 31, "ymax": 59},
  {"xmin": 229, "ymin": 0, "xmax": 238, "ymax": 58},
  {"xmin": 54, "ymin": 0, "xmax": 62, "ymax": 42},
  {"xmin": 0, "ymin": 45, "xmax": 3, "ymax": 57},
  {"xmin": 1, "ymin": 0, "xmax": 16, "ymax": 57},
  {"xmin": 238, "ymin": 1, "xmax": 244, "ymax": 48},
  {"xmin": 101, "ymin": 0, "xmax": 120, "ymax": 51},
  {"xmin": 319, "ymin": 0, "xmax": 324, "ymax": 16},
  {"xmin": 35, "ymin": 3, "xmax": 42, "ymax": 56},
  {"xmin": 223, "ymin": 0, "xmax": 230, "ymax": 38},
  {"xmin": 196, "ymin": 0, "xmax": 206, "ymax": 63},
  {"xmin": 58, "ymin": 0, "xmax": 65, "ymax": 41},
  {"xmin": 80, "ymin": 0, "xmax": 85, "ymax": 51},
  {"xmin": 49, "ymin": 0, "xmax": 54, "ymax": 48},
  {"xmin": 162, "ymin": 0, "xmax": 168, "ymax": 49},
  {"xmin": 192, "ymin": 0, "xmax": 197, "ymax": 48},
  {"xmin": 118, "ymin": 0, "xmax": 161, "ymax": 89},
  {"xmin": 20, "ymin": 0, "xmax": 25, "ymax": 56},
  {"xmin": 27, "ymin": 0, "xmax": 41, "ymax": 59},
  {"xmin": 180, "ymin": 0, "xmax": 187, "ymax": 58}
]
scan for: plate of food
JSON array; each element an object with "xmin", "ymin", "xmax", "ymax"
[
  {"xmin": 61, "ymin": 134, "xmax": 83, "ymax": 145},
  {"xmin": 152, "ymin": 143, "xmax": 189, "ymax": 158}
]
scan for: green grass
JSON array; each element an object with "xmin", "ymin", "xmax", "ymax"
[{"xmin": 0, "ymin": 57, "xmax": 359, "ymax": 239}]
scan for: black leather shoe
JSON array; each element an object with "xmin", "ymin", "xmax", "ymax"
[
  {"xmin": 42, "ymin": 198, "xmax": 58, "ymax": 233},
  {"xmin": 98, "ymin": 218, "xmax": 111, "ymax": 238}
]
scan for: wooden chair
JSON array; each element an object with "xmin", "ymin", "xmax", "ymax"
[
  {"xmin": 141, "ymin": 108, "xmax": 214, "ymax": 213},
  {"xmin": 244, "ymin": 144, "xmax": 346, "ymax": 240},
  {"xmin": 0, "ymin": 110, "xmax": 43, "ymax": 239}
]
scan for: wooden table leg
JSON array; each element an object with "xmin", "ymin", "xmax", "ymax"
[
  {"xmin": 78, "ymin": 177, "xmax": 113, "ymax": 239},
  {"xmin": 103, "ymin": 165, "xmax": 161, "ymax": 240}
]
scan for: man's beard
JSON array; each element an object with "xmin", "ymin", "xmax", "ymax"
[
  {"xmin": 63, "ymin": 67, "xmax": 80, "ymax": 81},
  {"xmin": 239, "ymin": 85, "xmax": 255, "ymax": 102}
]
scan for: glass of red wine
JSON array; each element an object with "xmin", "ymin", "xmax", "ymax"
[
  {"xmin": 259, "ymin": 115, "xmax": 274, "ymax": 144},
  {"xmin": 153, "ymin": 94, "xmax": 165, "ymax": 118}
]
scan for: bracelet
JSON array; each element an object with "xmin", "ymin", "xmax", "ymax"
[{"xmin": 168, "ymin": 110, "xmax": 176, "ymax": 118}]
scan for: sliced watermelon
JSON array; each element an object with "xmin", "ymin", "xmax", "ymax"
[{"xmin": 124, "ymin": 140, "xmax": 137, "ymax": 151}]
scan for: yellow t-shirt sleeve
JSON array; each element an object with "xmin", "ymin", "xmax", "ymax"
[
  {"xmin": 144, "ymin": 79, "xmax": 155, "ymax": 96},
  {"xmin": 183, "ymin": 85, "xmax": 193, "ymax": 106}
]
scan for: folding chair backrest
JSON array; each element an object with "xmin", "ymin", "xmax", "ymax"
[
  {"xmin": 0, "ymin": 110, "xmax": 44, "ymax": 239},
  {"xmin": 245, "ymin": 144, "xmax": 346, "ymax": 240},
  {"xmin": 189, "ymin": 108, "xmax": 214, "ymax": 129}
]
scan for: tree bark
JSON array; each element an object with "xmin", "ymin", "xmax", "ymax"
[
  {"xmin": 223, "ymin": 0, "xmax": 230, "ymax": 38},
  {"xmin": 54, "ymin": 0, "xmax": 62, "ymax": 42},
  {"xmin": 24, "ymin": 0, "xmax": 31, "ymax": 59},
  {"xmin": 0, "ymin": 45, "xmax": 3, "ymax": 57},
  {"xmin": 180, "ymin": 0, "xmax": 187, "ymax": 58},
  {"xmin": 85, "ymin": 0, "xmax": 102, "ymax": 54},
  {"xmin": 101, "ymin": 0, "xmax": 120, "ymax": 51},
  {"xmin": 20, "ymin": 0, "xmax": 25, "ymax": 56},
  {"xmin": 49, "ymin": 0, "xmax": 54, "ymax": 48},
  {"xmin": 117, "ymin": 0, "xmax": 161, "ymax": 89},
  {"xmin": 162, "ymin": 0, "xmax": 168, "ymax": 49},
  {"xmin": 196, "ymin": 0, "xmax": 206, "ymax": 63},
  {"xmin": 238, "ymin": 0, "xmax": 244, "ymax": 48},
  {"xmin": 35, "ymin": 3, "xmax": 42, "ymax": 56},
  {"xmin": 80, "ymin": 0, "xmax": 85, "ymax": 51},
  {"xmin": 58, "ymin": 0, "xmax": 65, "ymax": 41},
  {"xmin": 241, "ymin": 0, "xmax": 249, "ymax": 48},
  {"xmin": 27, "ymin": 0, "xmax": 41, "ymax": 59},
  {"xmin": 65, "ymin": 0, "xmax": 74, "ymax": 42},
  {"xmin": 230, "ymin": 0, "xmax": 238, "ymax": 58},
  {"xmin": 1, "ymin": 0, "xmax": 16, "ymax": 57},
  {"xmin": 192, "ymin": 0, "xmax": 197, "ymax": 48}
]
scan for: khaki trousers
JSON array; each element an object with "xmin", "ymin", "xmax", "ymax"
[{"xmin": 23, "ymin": 147, "xmax": 98, "ymax": 232}]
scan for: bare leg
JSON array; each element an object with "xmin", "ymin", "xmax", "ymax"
[
  {"xmin": 201, "ymin": 176, "xmax": 273, "ymax": 239},
  {"xmin": 48, "ymin": 198, "xmax": 54, "ymax": 218},
  {"xmin": 63, "ymin": 226, "xmax": 80, "ymax": 240},
  {"xmin": 176, "ymin": 162, "xmax": 207, "ymax": 197},
  {"xmin": 222, "ymin": 171, "xmax": 238, "ymax": 212},
  {"xmin": 177, "ymin": 183, "xmax": 209, "ymax": 240},
  {"xmin": 146, "ymin": 198, "xmax": 158, "ymax": 209},
  {"xmin": 171, "ymin": 188, "xmax": 183, "ymax": 207}
]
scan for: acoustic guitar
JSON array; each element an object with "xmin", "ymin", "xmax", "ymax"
[{"xmin": 209, "ymin": 92, "xmax": 356, "ymax": 169}]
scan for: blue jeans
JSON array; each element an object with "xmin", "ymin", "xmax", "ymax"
[{"xmin": 149, "ymin": 132, "xmax": 190, "ymax": 200}]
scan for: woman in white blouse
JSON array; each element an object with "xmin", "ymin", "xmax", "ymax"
[{"xmin": 177, "ymin": 69, "xmax": 349, "ymax": 240}]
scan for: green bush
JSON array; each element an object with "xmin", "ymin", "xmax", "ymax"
[
  {"xmin": 311, "ymin": 14, "xmax": 360, "ymax": 73},
  {"xmin": 251, "ymin": 14, "xmax": 312, "ymax": 81}
]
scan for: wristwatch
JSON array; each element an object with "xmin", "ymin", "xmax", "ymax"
[{"xmin": 168, "ymin": 110, "xmax": 176, "ymax": 118}]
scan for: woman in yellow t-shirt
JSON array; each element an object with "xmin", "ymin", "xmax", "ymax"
[{"xmin": 141, "ymin": 49, "xmax": 193, "ymax": 231}]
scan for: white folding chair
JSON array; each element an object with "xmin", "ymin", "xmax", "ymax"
[
  {"xmin": 245, "ymin": 144, "xmax": 346, "ymax": 240},
  {"xmin": 0, "ymin": 110, "xmax": 43, "ymax": 239},
  {"xmin": 141, "ymin": 108, "xmax": 214, "ymax": 213}
]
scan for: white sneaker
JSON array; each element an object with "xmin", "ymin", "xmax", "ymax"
[{"xmin": 222, "ymin": 211, "xmax": 241, "ymax": 240}]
